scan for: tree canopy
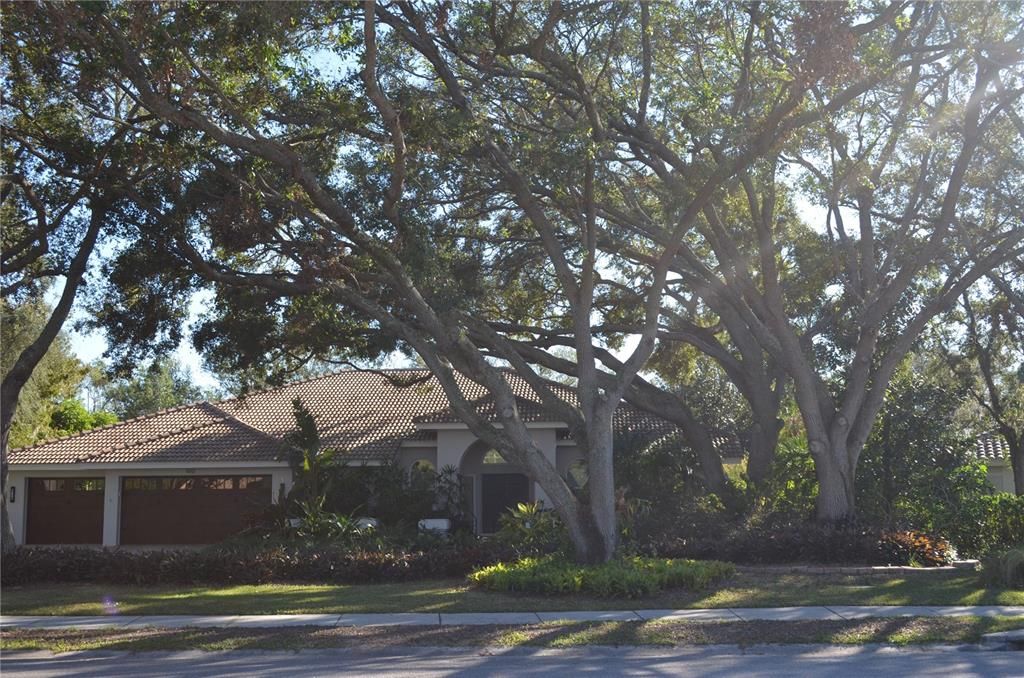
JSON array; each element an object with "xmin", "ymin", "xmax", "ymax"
[
  {"xmin": 3, "ymin": 1, "xmax": 1022, "ymax": 559},
  {"xmin": 100, "ymin": 357, "xmax": 211, "ymax": 420}
]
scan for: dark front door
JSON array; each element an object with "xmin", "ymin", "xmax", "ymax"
[
  {"xmin": 480, "ymin": 473, "xmax": 531, "ymax": 534},
  {"xmin": 120, "ymin": 475, "xmax": 272, "ymax": 545},
  {"xmin": 26, "ymin": 478, "xmax": 105, "ymax": 544}
]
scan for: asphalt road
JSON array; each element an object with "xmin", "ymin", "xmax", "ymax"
[{"xmin": 2, "ymin": 645, "xmax": 1022, "ymax": 677}]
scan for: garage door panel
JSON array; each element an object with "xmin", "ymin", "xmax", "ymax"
[
  {"xmin": 120, "ymin": 475, "xmax": 271, "ymax": 545},
  {"xmin": 26, "ymin": 478, "xmax": 105, "ymax": 544}
]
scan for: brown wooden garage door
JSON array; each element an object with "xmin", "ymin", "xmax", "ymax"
[
  {"xmin": 26, "ymin": 478, "xmax": 105, "ymax": 544},
  {"xmin": 119, "ymin": 475, "xmax": 271, "ymax": 545}
]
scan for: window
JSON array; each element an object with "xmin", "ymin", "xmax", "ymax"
[
  {"xmin": 238, "ymin": 476, "xmax": 268, "ymax": 490},
  {"xmin": 411, "ymin": 459, "xmax": 435, "ymax": 473},
  {"xmin": 124, "ymin": 477, "xmax": 192, "ymax": 491},
  {"xmin": 41, "ymin": 479, "xmax": 64, "ymax": 492},
  {"xmin": 74, "ymin": 479, "xmax": 104, "ymax": 492},
  {"xmin": 482, "ymin": 449, "xmax": 507, "ymax": 464},
  {"xmin": 567, "ymin": 460, "xmax": 588, "ymax": 490},
  {"xmin": 198, "ymin": 477, "xmax": 233, "ymax": 490}
]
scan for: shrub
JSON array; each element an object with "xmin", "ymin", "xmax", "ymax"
[
  {"xmin": 0, "ymin": 542, "xmax": 512, "ymax": 587},
  {"xmin": 467, "ymin": 555, "xmax": 734, "ymax": 598},
  {"xmin": 644, "ymin": 523, "xmax": 952, "ymax": 566},
  {"xmin": 980, "ymin": 546, "xmax": 1024, "ymax": 589},
  {"xmin": 495, "ymin": 502, "xmax": 570, "ymax": 558},
  {"xmin": 877, "ymin": 530, "xmax": 953, "ymax": 567},
  {"xmin": 290, "ymin": 497, "xmax": 372, "ymax": 545},
  {"xmin": 941, "ymin": 492, "xmax": 1024, "ymax": 558}
]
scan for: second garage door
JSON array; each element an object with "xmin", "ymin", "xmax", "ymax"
[{"xmin": 120, "ymin": 475, "xmax": 271, "ymax": 545}]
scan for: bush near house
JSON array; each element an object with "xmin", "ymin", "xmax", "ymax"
[
  {"xmin": 939, "ymin": 493, "xmax": 1024, "ymax": 559},
  {"xmin": 1, "ymin": 542, "xmax": 512, "ymax": 587},
  {"xmin": 468, "ymin": 556, "xmax": 734, "ymax": 598}
]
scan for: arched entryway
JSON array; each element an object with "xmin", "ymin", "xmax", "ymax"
[{"xmin": 459, "ymin": 441, "xmax": 532, "ymax": 533}]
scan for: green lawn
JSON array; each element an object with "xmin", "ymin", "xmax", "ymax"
[
  {"xmin": 3, "ymin": 617, "xmax": 1023, "ymax": 652},
  {"xmin": 3, "ymin": 573, "xmax": 1022, "ymax": 616}
]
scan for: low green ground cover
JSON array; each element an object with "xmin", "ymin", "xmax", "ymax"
[
  {"xmin": 3, "ymin": 617, "xmax": 1023, "ymax": 652},
  {"xmin": 467, "ymin": 556, "xmax": 734, "ymax": 597},
  {"xmin": 2, "ymin": 572, "xmax": 1020, "ymax": 617}
]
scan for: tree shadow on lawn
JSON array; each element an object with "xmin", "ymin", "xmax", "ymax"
[
  {"xmin": 4, "ymin": 572, "xmax": 1018, "ymax": 617},
  {"xmin": 4, "ymin": 617, "xmax": 1015, "ymax": 653}
]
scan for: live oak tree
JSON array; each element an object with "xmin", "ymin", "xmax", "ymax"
[
  {"xmin": 27, "ymin": 1, "xmax": 909, "ymax": 562},
  {"xmin": 375, "ymin": 1, "xmax": 912, "ymax": 496},
  {"xmin": 634, "ymin": 4, "xmax": 1024, "ymax": 520},
  {"xmin": 0, "ymin": 5, "xmax": 170, "ymax": 551}
]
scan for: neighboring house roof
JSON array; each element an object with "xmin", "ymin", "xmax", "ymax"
[
  {"xmin": 975, "ymin": 433, "xmax": 1011, "ymax": 461},
  {"xmin": 8, "ymin": 369, "xmax": 744, "ymax": 466}
]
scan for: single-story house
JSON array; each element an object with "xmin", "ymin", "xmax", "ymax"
[
  {"xmin": 975, "ymin": 432, "xmax": 1016, "ymax": 493},
  {"xmin": 8, "ymin": 369, "xmax": 734, "ymax": 547}
]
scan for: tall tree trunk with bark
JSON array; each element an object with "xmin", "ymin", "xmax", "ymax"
[
  {"xmin": 0, "ymin": 203, "xmax": 104, "ymax": 553},
  {"xmin": 809, "ymin": 437, "xmax": 857, "ymax": 522},
  {"xmin": 580, "ymin": 416, "xmax": 618, "ymax": 562},
  {"xmin": 746, "ymin": 414, "xmax": 784, "ymax": 487}
]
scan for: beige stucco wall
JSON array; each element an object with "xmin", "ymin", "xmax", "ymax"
[
  {"xmin": 556, "ymin": 443, "xmax": 584, "ymax": 475},
  {"xmin": 986, "ymin": 460, "xmax": 1016, "ymax": 494},
  {"xmin": 396, "ymin": 446, "xmax": 438, "ymax": 471},
  {"xmin": 432, "ymin": 426, "xmax": 560, "ymax": 531}
]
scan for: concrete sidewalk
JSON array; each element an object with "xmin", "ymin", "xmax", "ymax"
[{"xmin": 2, "ymin": 605, "xmax": 1022, "ymax": 629}]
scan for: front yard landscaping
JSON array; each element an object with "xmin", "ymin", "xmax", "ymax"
[
  {"xmin": 4, "ymin": 617, "xmax": 1024, "ymax": 653},
  {"xmin": 3, "ymin": 572, "xmax": 1021, "ymax": 617}
]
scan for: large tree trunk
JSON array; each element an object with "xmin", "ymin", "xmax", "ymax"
[
  {"xmin": 810, "ymin": 438, "xmax": 857, "ymax": 522},
  {"xmin": 682, "ymin": 419, "xmax": 729, "ymax": 497},
  {"xmin": 1, "ymin": 429, "xmax": 14, "ymax": 554},
  {"xmin": 0, "ymin": 202, "xmax": 104, "ymax": 554},
  {"xmin": 746, "ymin": 414, "xmax": 783, "ymax": 486},
  {"xmin": 581, "ymin": 415, "xmax": 618, "ymax": 562},
  {"xmin": 1005, "ymin": 432, "xmax": 1024, "ymax": 497}
]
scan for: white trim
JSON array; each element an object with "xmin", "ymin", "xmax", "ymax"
[
  {"xmin": 415, "ymin": 421, "xmax": 567, "ymax": 430},
  {"xmin": 9, "ymin": 460, "xmax": 291, "ymax": 472}
]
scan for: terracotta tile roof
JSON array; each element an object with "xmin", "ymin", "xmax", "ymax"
[
  {"xmin": 975, "ymin": 433, "xmax": 1010, "ymax": 460},
  {"xmin": 9, "ymin": 402, "xmax": 289, "ymax": 465},
  {"xmin": 8, "ymin": 368, "xmax": 743, "ymax": 466}
]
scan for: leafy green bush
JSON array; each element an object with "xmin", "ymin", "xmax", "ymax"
[
  {"xmin": 495, "ymin": 502, "xmax": 570, "ymax": 557},
  {"xmin": 980, "ymin": 546, "xmax": 1024, "ymax": 589},
  {"xmin": 290, "ymin": 497, "xmax": 371, "ymax": 545},
  {"xmin": 747, "ymin": 438, "xmax": 819, "ymax": 526},
  {"xmin": 855, "ymin": 364, "xmax": 975, "ymax": 530},
  {"xmin": 468, "ymin": 555, "xmax": 734, "ymax": 598},
  {"xmin": 646, "ymin": 523, "xmax": 952, "ymax": 566},
  {"xmin": 942, "ymin": 492, "xmax": 1024, "ymax": 558}
]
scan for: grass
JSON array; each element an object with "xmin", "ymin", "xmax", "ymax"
[
  {"xmin": 2, "ymin": 572, "xmax": 1022, "ymax": 616},
  {"xmin": 3, "ymin": 617, "xmax": 1023, "ymax": 652}
]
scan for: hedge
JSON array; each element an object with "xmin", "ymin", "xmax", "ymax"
[
  {"xmin": 0, "ymin": 543, "xmax": 510, "ymax": 586},
  {"xmin": 644, "ymin": 525, "xmax": 953, "ymax": 566}
]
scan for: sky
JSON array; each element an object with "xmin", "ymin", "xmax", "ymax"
[{"xmin": 62, "ymin": 290, "xmax": 222, "ymax": 391}]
